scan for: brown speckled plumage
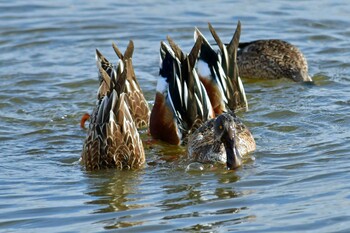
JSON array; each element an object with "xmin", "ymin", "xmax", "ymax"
[
  {"xmin": 188, "ymin": 112, "xmax": 255, "ymax": 167},
  {"xmin": 237, "ymin": 39, "xmax": 312, "ymax": 82},
  {"xmin": 81, "ymin": 93, "xmax": 145, "ymax": 170},
  {"xmin": 81, "ymin": 47, "xmax": 145, "ymax": 171},
  {"xmin": 96, "ymin": 41, "xmax": 150, "ymax": 129}
]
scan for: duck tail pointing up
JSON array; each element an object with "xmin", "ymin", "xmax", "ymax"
[
  {"xmin": 150, "ymin": 37, "xmax": 215, "ymax": 144},
  {"xmin": 208, "ymin": 21, "xmax": 248, "ymax": 112}
]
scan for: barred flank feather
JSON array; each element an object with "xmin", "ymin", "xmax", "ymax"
[
  {"xmin": 95, "ymin": 41, "xmax": 150, "ymax": 129},
  {"xmin": 81, "ymin": 51, "xmax": 145, "ymax": 170}
]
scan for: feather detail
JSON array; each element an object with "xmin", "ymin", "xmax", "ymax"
[
  {"xmin": 150, "ymin": 36, "xmax": 214, "ymax": 145},
  {"xmin": 81, "ymin": 43, "xmax": 146, "ymax": 170}
]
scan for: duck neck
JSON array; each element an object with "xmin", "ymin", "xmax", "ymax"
[{"xmin": 224, "ymin": 137, "xmax": 242, "ymax": 169}]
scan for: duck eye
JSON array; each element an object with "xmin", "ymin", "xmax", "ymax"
[{"xmin": 219, "ymin": 125, "xmax": 223, "ymax": 130}]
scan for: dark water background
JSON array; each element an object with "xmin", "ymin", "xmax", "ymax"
[{"xmin": 1, "ymin": 0, "xmax": 350, "ymax": 232}]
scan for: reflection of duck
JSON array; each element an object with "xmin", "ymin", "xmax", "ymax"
[
  {"xmin": 81, "ymin": 47, "xmax": 145, "ymax": 170},
  {"xmin": 85, "ymin": 169, "xmax": 145, "ymax": 227},
  {"xmin": 237, "ymin": 39, "xmax": 312, "ymax": 82}
]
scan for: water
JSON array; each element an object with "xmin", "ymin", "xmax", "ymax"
[{"xmin": 1, "ymin": 0, "xmax": 350, "ymax": 232}]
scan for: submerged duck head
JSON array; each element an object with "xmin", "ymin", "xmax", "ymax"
[
  {"xmin": 292, "ymin": 69, "xmax": 313, "ymax": 83},
  {"xmin": 213, "ymin": 114, "xmax": 242, "ymax": 170}
]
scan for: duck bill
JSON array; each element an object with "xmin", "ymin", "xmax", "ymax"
[
  {"xmin": 224, "ymin": 136, "xmax": 242, "ymax": 170},
  {"xmin": 305, "ymin": 75, "xmax": 313, "ymax": 82}
]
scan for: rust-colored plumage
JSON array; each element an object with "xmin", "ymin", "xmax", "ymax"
[
  {"xmin": 149, "ymin": 36, "xmax": 214, "ymax": 145},
  {"xmin": 195, "ymin": 21, "xmax": 248, "ymax": 113}
]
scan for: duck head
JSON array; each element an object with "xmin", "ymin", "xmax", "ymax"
[
  {"xmin": 214, "ymin": 114, "xmax": 242, "ymax": 170},
  {"xmin": 291, "ymin": 68, "xmax": 313, "ymax": 83}
]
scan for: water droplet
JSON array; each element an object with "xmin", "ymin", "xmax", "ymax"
[{"xmin": 186, "ymin": 162, "xmax": 204, "ymax": 172}]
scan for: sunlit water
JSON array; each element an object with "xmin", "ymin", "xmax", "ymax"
[{"xmin": 1, "ymin": 0, "xmax": 350, "ymax": 232}]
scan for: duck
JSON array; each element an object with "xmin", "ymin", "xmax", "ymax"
[
  {"xmin": 149, "ymin": 36, "xmax": 215, "ymax": 145},
  {"xmin": 187, "ymin": 111, "xmax": 256, "ymax": 169},
  {"xmin": 237, "ymin": 38, "xmax": 312, "ymax": 82},
  {"xmin": 187, "ymin": 21, "xmax": 256, "ymax": 169},
  {"xmin": 81, "ymin": 40, "xmax": 150, "ymax": 129},
  {"xmin": 81, "ymin": 58, "xmax": 145, "ymax": 170},
  {"xmin": 149, "ymin": 23, "xmax": 255, "ymax": 169},
  {"xmin": 195, "ymin": 20, "xmax": 248, "ymax": 113}
]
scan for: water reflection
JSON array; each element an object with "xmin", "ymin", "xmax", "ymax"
[
  {"xmin": 161, "ymin": 170, "xmax": 255, "ymax": 231},
  {"xmin": 1, "ymin": 0, "xmax": 350, "ymax": 232},
  {"xmin": 144, "ymin": 138, "xmax": 187, "ymax": 165},
  {"xmin": 85, "ymin": 169, "xmax": 145, "ymax": 213},
  {"xmin": 178, "ymin": 213, "xmax": 256, "ymax": 232},
  {"xmin": 161, "ymin": 182, "xmax": 204, "ymax": 210},
  {"xmin": 83, "ymin": 164, "xmax": 255, "ymax": 231}
]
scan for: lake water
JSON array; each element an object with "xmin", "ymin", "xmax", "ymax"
[{"xmin": 1, "ymin": 0, "xmax": 350, "ymax": 232}]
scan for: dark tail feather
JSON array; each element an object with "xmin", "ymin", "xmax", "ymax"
[
  {"xmin": 96, "ymin": 49, "xmax": 114, "ymax": 78},
  {"xmin": 166, "ymin": 36, "xmax": 185, "ymax": 61},
  {"xmin": 208, "ymin": 22, "xmax": 225, "ymax": 54},
  {"xmin": 227, "ymin": 20, "xmax": 241, "ymax": 57},
  {"xmin": 188, "ymin": 35, "xmax": 203, "ymax": 69},
  {"xmin": 112, "ymin": 42, "xmax": 124, "ymax": 60},
  {"xmin": 123, "ymin": 40, "xmax": 134, "ymax": 60}
]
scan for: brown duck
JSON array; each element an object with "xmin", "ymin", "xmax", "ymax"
[
  {"xmin": 237, "ymin": 38, "xmax": 312, "ymax": 82},
  {"xmin": 81, "ymin": 41, "xmax": 150, "ymax": 129},
  {"xmin": 81, "ymin": 49, "xmax": 145, "ymax": 170}
]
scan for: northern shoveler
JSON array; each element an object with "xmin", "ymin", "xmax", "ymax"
[
  {"xmin": 187, "ymin": 21, "xmax": 256, "ymax": 169},
  {"xmin": 149, "ymin": 36, "xmax": 215, "ymax": 145},
  {"xmin": 81, "ymin": 55, "xmax": 145, "ymax": 171},
  {"xmin": 149, "ymin": 22, "xmax": 255, "ymax": 169},
  {"xmin": 195, "ymin": 21, "xmax": 248, "ymax": 113},
  {"xmin": 94, "ymin": 40, "xmax": 150, "ymax": 129},
  {"xmin": 187, "ymin": 112, "xmax": 256, "ymax": 169},
  {"xmin": 237, "ymin": 38, "xmax": 312, "ymax": 82}
]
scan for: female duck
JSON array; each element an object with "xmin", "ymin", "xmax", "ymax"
[
  {"xmin": 81, "ymin": 41, "xmax": 150, "ymax": 129},
  {"xmin": 81, "ymin": 57, "xmax": 145, "ymax": 171},
  {"xmin": 237, "ymin": 39, "xmax": 312, "ymax": 82},
  {"xmin": 187, "ymin": 112, "xmax": 255, "ymax": 170}
]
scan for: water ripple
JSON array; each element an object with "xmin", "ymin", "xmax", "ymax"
[{"xmin": 1, "ymin": 0, "xmax": 350, "ymax": 232}]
